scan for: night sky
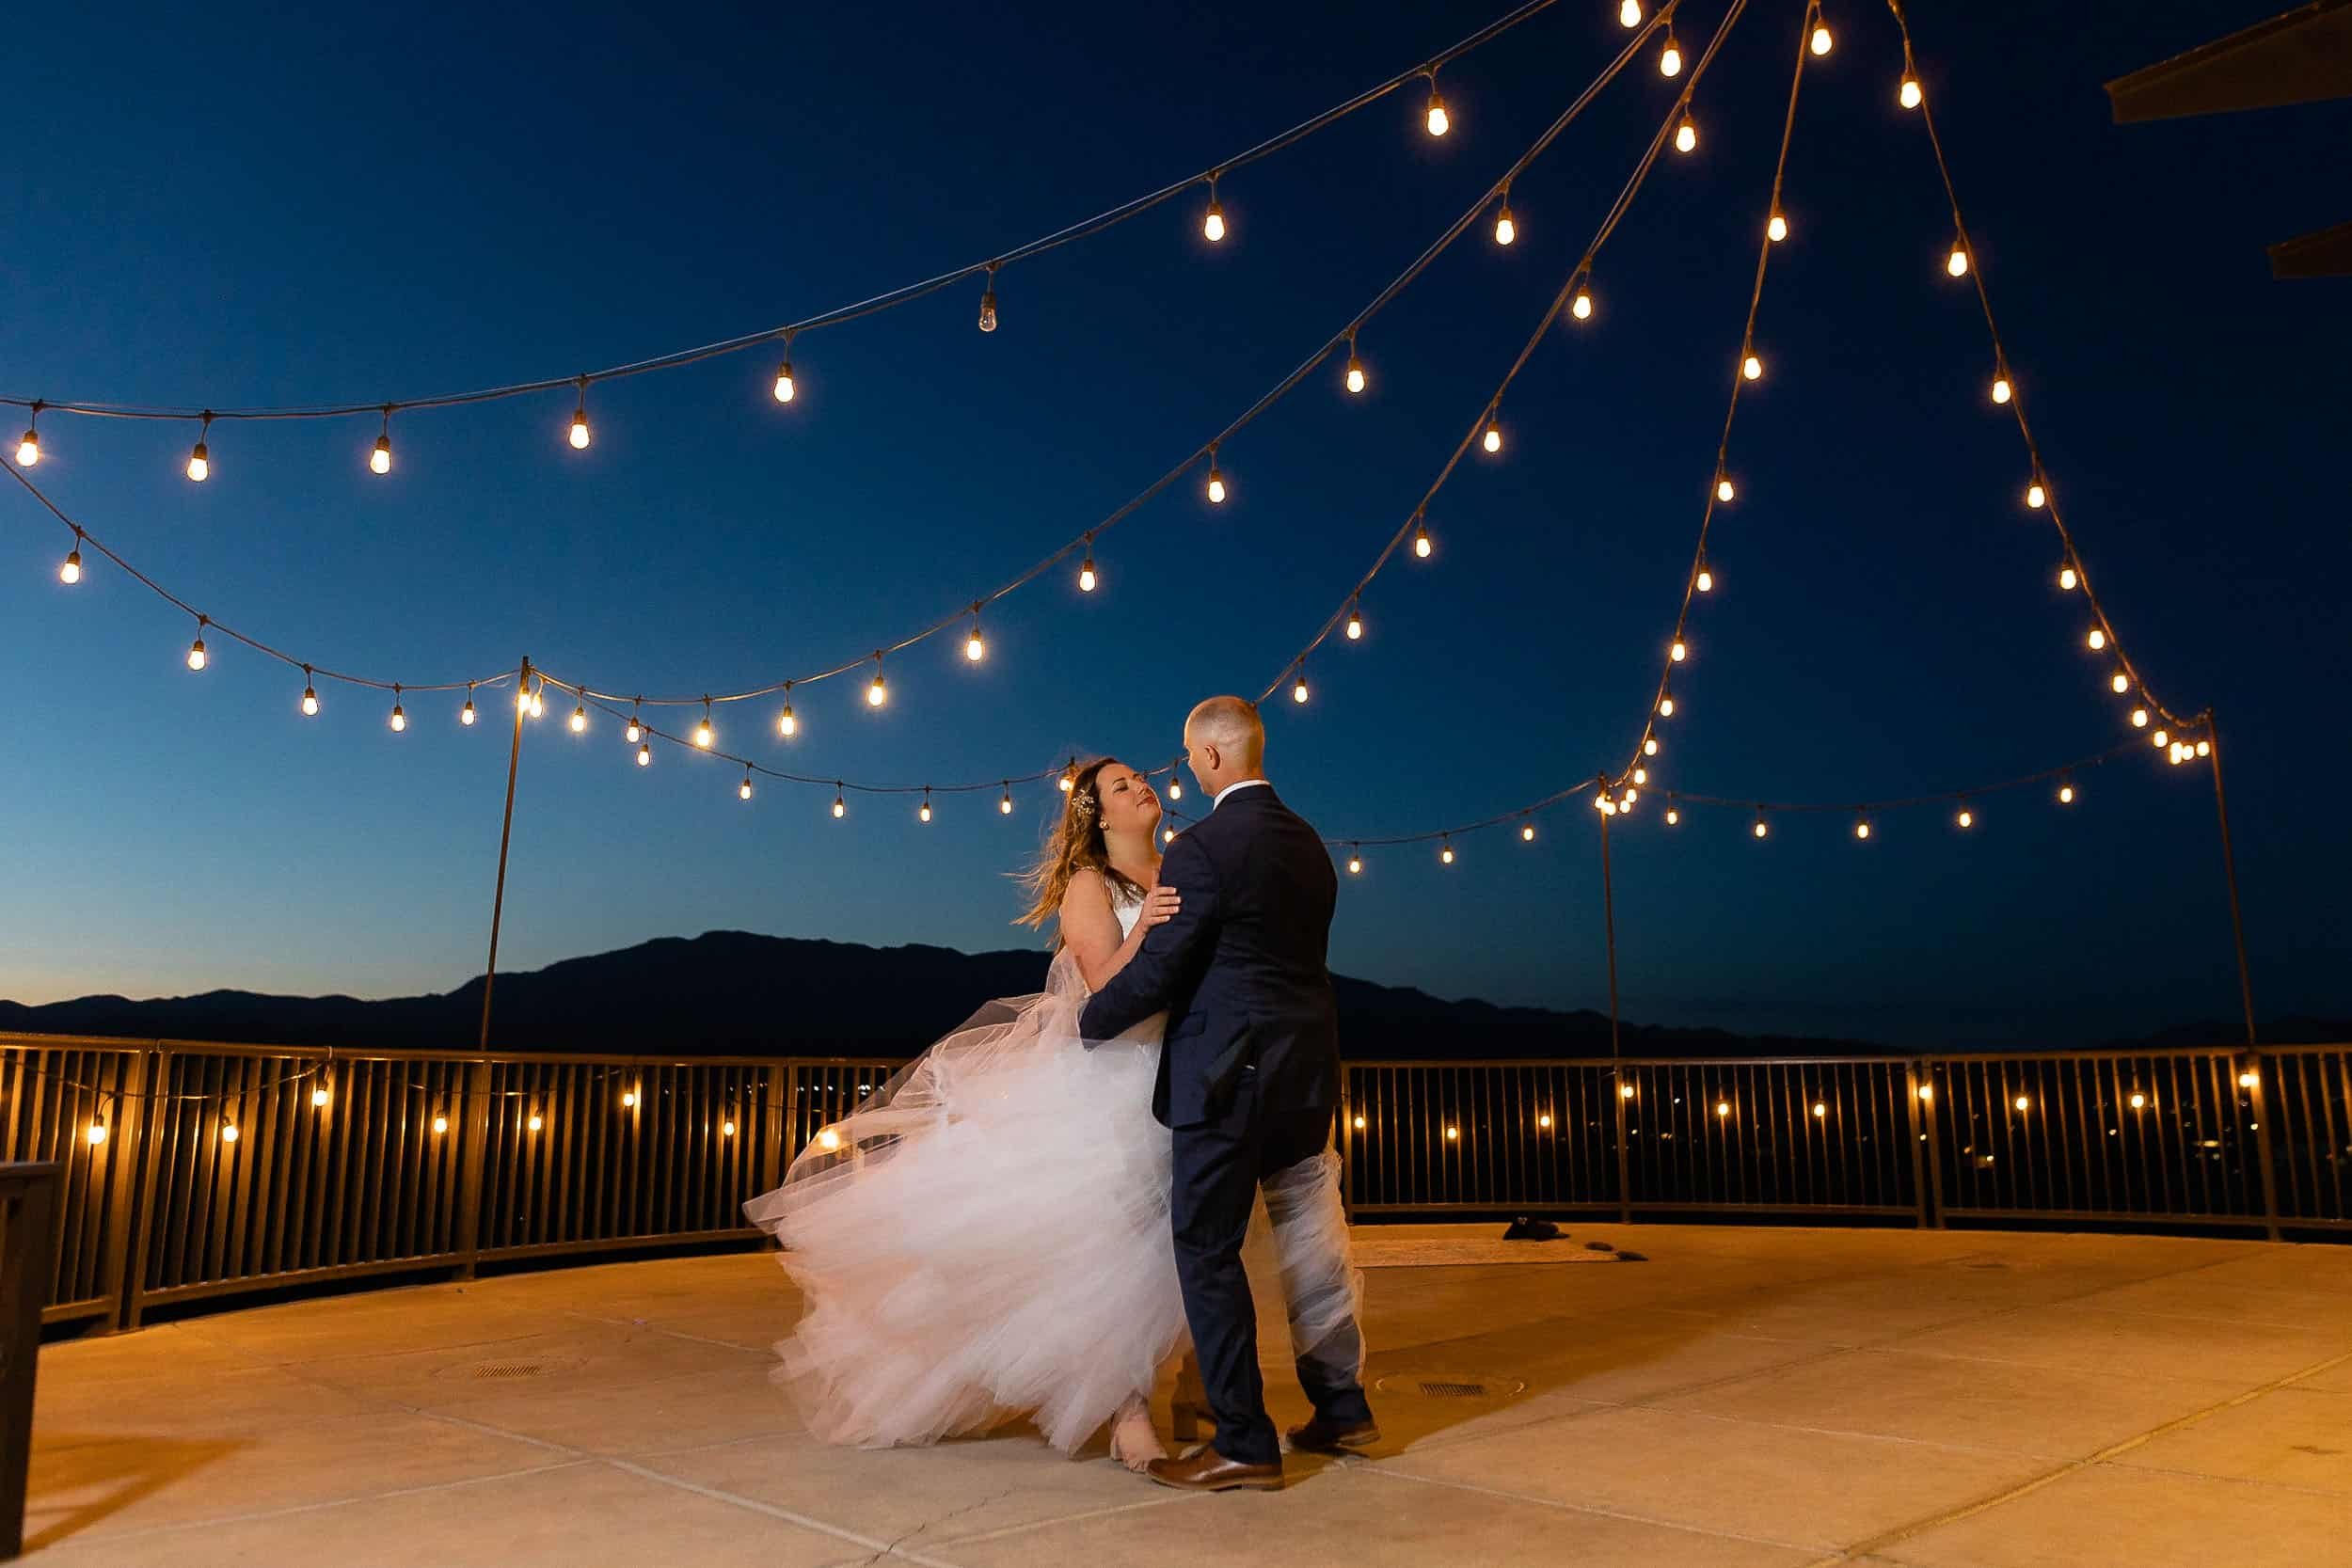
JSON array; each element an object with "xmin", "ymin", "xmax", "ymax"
[{"xmin": 3, "ymin": 1, "xmax": 2344, "ymax": 1045}]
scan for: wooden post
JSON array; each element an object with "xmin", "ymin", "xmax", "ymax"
[
  {"xmin": 1601, "ymin": 790, "xmax": 1633, "ymax": 1224},
  {"xmin": 0, "ymin": 1166, "xmax": 58, "ymax": 1560},
  {"xmin": 480, "ymin": 658, "xmax": 530, "ymax": 1053}
]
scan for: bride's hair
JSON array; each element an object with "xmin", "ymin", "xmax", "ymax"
[{"xmin": 1015, "ymin": 756, "xmax": 1148, "ymax": 939}]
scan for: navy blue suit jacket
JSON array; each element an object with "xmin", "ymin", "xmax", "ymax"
[{"xmin": 1078, "ymin": 785, "xmax": 1342, "ymax": 1130}]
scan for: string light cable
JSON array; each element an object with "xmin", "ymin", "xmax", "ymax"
[
  {"xmin": 1255, "ymin": 0, "xmax": 1745, "ymax": 710},
  {"xmin": 0, "ymin": 1, "xmax": 1573, "ymax": 450},
  {"xmin": 538, "ymin": 3, "xmax": 1686, "ymax": 721}
]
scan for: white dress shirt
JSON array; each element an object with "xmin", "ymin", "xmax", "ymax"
[{"xmin": 1212, "ymin": 778, "xmax": 1271, "ymax": 810}]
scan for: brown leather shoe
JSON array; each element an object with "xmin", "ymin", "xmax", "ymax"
[
  {"xmin": 1145, "ymin": 1447, "xmax": 1284, "ymax": 1493},
  {"xmin": 1284, "ymin": 1414, "xmax": 1380, "ymax": 1454}
]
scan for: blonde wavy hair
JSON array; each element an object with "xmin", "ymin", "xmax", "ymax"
[{"xmin": 1015, "ymin": 757, "xmax": 1148, "ymax": 942}]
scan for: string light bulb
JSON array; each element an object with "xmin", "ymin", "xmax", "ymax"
[
  {"xmin": 1854, "ymin": 816, "xmax": 1872, "ymax": 841},
  {"xmin": 1992, "ymin": 370, "xmax": 2012, "ymax": 404},
  {"xmin": 221, "ymin": 1122, "xmax": 239, "ymax": 1144},
  {"xmin": 433, "ymin": 1113, "xmax": 449, "ymax": 1135},
  {"xmin": 2111, "ymin": 672, "xmax": 2130, "ymax": 694},
  {"xmin": 1810, "ymin": 17, "xmax": 1833, "ymax": 55},
  {"xmin": 1521, "ymin": 820, "xmax": 1535, "ymax": 843},
  {"xmin": 694, "ymin": 703, "xmax": 714, "ymax": 748},
  {"xmin": 866, "ymin": 658, "xmax": 888, "ymax": 707},
  {"xmin": 60, "ymin": 543, "xmax": 82, "ymax": 584},
  {"xmin": 919, "ymin": 790, "xmax": 933, "ymax": 823},
  {"xmin": 1694, "ymin": 560, "xmax": 1714, "ymax": 594},
  {"xmin": 371, "ymin": 408, "xmax": 393, "ymax": 474},
  {"xmin": 1206, "ymin": 449, "xmax": 1227, "ymax": 505},
  {"xmin": 833, "ymin": 789, "xmax": 847, "ymax": 818},
  {"xmin": 1166, "ymin": 771, "xmax": 1182, "ymax": 800},
  {"xmin": 1658, "ymin": 694, "xmax": 1676, "ymax": 717},
  {"xmin": 1078, "ymin": 541, "xmax": 1099, "ymax": 594},
  {"xmin": 1414, "ymin": 518, "xmax": 1433, "ymax": 559},
  {"xmin": 301, "ymin": 671, "xmax": 319, "ymax": 717},
  {"xmin": 14, "ymin": 408, "xmax": 37, "ymax": 467},
  {"xmin": 1955, "ymin": 804, "xmax": 1975, "ymax": 829},
  {"xmin": 1202, "ymin": 178, "xmax": 1226, "ymax": 243},
  {"xmin": 1665, "ymin": 806, "xmax": 1680, "ymax": 826},
  {"xmin": 568, "ymin": 382, "xmax": 591, "ymax": 450},
  {"xmin": 1669, "ymin": 637, "xmax": 1688, "ymax": 663},
  {"xmin": 1571, "ymin": 282, "xmax": 1594, "ymax": 321},
  {"xmin": 187, "ymin": 620, "xmax": 209, "ymax": 672},
  {"xmin": 977, "ymin": 263, "xmax": 999, "ymax": 333},
  {"xmin": 2131, "ymin": 707, "xmax": 2149, "ymax": 728},
  {"xmin": 965, "ymin": 615, "xmax": 986, "ymax": 662},
  {"xmin": 1660, "ymin": 27, "xmax": 1682, "ymax": 77},
  {"xmin": 626, "ymin": 707, "xmax": 644, "ymax": 744},
  {"xmin": 2026, "ymin": 478, "xmax": 2047, "ymax": 509},
  {"xmin": 2086, "ymin": 627, "xmax": 2106, "ymax": 651},
  {"xmin": 1345, "ymin": 602, "xmax": 1364, "ymax": 641},
  {"xmin": 1423, "ymin": 77, "xmax": 1449, "ymax": 137},
  {"xmin": 528, "ymin": 1114, "xmax": 543, "ymax": 1132},
  {"xmin": 2197, "ymin": 739, "xmax": 2211, "ymax": 757},
  {"xmin": 2058, "ymin": 781, "xmax": 2075, "ymax": 804},
  {"xmin": 1899, "ymin": 69, "xmax": 1923, "ymax": 110},
  {"xmin": 1716, "ymin": 475, "xmax": 1736, "ymax": 502},
  {"xmin": 637, "ymin": 741, "xmax": 652, "ymax": 768},
  {"xmin": 87, "ymin": 1121, "xmax": 107, "ymax": 1147},
  {"xmin": 389, "ymin": 689, "xmax": 407, "ymax": 732},
  {"xmin": 187, "ymin": 415, "xmax": 213, "ymax": 482},
  {"xmin": 312, "ymin": 1085, "xmax": 331, "ymax": 1108},
  {"xmin": 1675, "ymin": 111, "xmax": 1697, "ymax": 155},
  {"xmin": 2058, "ymin": 562, "xmax": 2079, "ymax": 591},
  {"xmin": 740, "ymin": 774, "xmax": 754, "ymax": 801},
  {"xmin": 2151, "ymin": 727, "xmax": 2169, "ymax": 749},
  {"xmin": 1753, "ymin": 816, "xmax": 1769, "ymax": 839},
  {"xmin": 1292, "ymin": 666, "xmax": 1309, "ymax": 705},
  {"xmin": 1483, "ymin": 418, "xmax": 1502, "ymax": 454},
  {"xmin": 1644, "ymin": 736, "xmax": 1659, "ymax": 756},
  {"xmin": 1620, "ymin": 0, "xmax": 1642, "ymax": 28},
  {"xmin": 1060, "ymin": 763, "xmax": 1076, "ymax": 794},
  {"xmin": 1344, "ymin": 339, "xmax": 1367, "ymax": 394},
  {"xmin": 1000, "ymin": 784, "xmax": 1014, "ymax": 815},
  {"xmin": 1493, "ymin": 198, "xmax": 1516, "ymax": 246},
  {"xmin": 570, "ymin": 704, "xmax": 587, "ymax": 734},
  {"xmin": 1440, "ymin": 837, "xmax": 1455, "ymax": 864},
  {"xmin": 1742, "ymin": 351, "xmax": 1763, "ymax": 381},
  {"xmin": 773, "ymin": 337, "xmax": 797, "ymax": 404},
  {"xmin": 1767, "ymin": 210, "xmax": 1788, "ymax": 243},
  {"xmin": 461, "ymin": 688, "xmax": 477, "ymax": 726},
  {"xmin": 1347, "ymin": 850, "xmax": 1362, "ymax": 875},
  {"xmin": 1947, "ymin": 239, "xmax": 1970, "ymax": 277},
  {"xmin": 777, "ymin": 689, "xmax": 797, "ymax": 738}
]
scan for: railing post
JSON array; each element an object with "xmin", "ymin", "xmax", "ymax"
[
  {"xmin": 1613, "ymin": 1067, "xmax": 1634, "ymax": 1225},
  {"xmin": 0, "ymin": 1166, "xmax": 58, "ymax": 1560},
  {"xmin": 118, "ymin": 1046, "xmax": 172, "ymax": 1332},
  {"xmin": 1905, "ymin": 1058, "xmax": 1941, "ymax": 1228},
  {"xmin": 756, "ymin": 1064, "xmax": 786, "ymax": 1196},
  {"xmin": 2248, "ymin": 1052, "xmax": 2283, "ymax": 1242},
  {"xmin": 453, "ymin": 1058, "xmax": 494, "ymax": 1278},
  {"xmin": 96, "ymin": 1050, "xmax": 150, "ymax": 1332}
]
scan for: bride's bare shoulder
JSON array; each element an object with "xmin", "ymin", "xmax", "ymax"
[{"xmin": 1060, "ymin": 866, "xmax": 1111, "ymax": 915}]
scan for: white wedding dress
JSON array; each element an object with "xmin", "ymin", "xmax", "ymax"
[{"xmin": 743, "ymin": 889, "xmax": 1360, "ymax": 1454}]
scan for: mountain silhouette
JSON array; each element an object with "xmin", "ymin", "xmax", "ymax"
[
  {"xmin": 0, "ymin": 929, "xmax": 1865, "ymax": 1059},
  {"xmin": 3, "ymin": 931, "xmax": 2328, "ymax": 1059}
]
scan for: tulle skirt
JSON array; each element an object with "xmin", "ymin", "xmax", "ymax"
[{"xmin": 743, "ymin": 952, "xmax": 1364, "ymax": 1455}]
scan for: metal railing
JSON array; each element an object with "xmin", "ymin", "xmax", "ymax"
[
  {"xmin": 0, "ymin": 1033, "xmax": 2344, "ymax": 1332},
  {"xmin": 1341, "ymin": 1047, "xmax": 2352, "ymax": 1238}
]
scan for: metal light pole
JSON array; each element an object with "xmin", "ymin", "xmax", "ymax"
[{"xmin": 479, "ymin": 657, "xmax": 531, "ymax": 1053}]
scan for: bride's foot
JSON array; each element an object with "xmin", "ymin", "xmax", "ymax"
[{"xmin": 1108, "ymin": 1399, "xmax": 1167, "ymax": 1473}]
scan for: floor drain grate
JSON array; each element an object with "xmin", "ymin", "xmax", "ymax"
[
  {"xmin": 471, "ymin": 1360, "xmax": 549, "ymax": 1380},
  {"xmin": 1375, "ymin": 1370, "xmax": 1527, "ymax": 1400},
  {"xmin": 1419, "ymin": 1380, "xmax": 1489, "ymax": 1399}
]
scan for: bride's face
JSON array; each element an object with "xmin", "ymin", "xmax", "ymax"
[{"xmin": 1092, "ymin": 763, "xmax": 1162, "ymax": 838}]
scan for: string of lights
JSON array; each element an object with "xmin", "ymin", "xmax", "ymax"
[
  {"xmin": 8, "ymin": 8, "xmax": 1679, "ymax": 787},
  {"xmin": 1301, "ymin": 1, "xmax": 2213, "ymax": 865},
  {"xmin": 545, "ymin": 4, "xmax": 1684, "ymax": 721},
  {"xmin": 1251, "ymin": 0, "xmax": 1747, "ymax": 718},
  {"xmin": 3, "ymin": 451, "xmax": 515, "ymax": 706},
  {"xmin": 1883, "ymin": 0, "xmax": 2191, "ymax": 738},
  {"xmin": 0, "ymin": 0, "xmax": 1571, "ymax": 469}
]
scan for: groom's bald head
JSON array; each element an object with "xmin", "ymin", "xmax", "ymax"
[{"xmin": 1184, "ymin": 696, "xmax": 1264, "ymax": 798}]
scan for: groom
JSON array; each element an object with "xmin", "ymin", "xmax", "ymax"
[{"xmin": 1080, "ymin": 695, "xmax": 1376, "ymax": 1491}]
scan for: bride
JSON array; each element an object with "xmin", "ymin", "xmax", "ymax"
[{"xmin": 743, "ymin": 757, "xmax": 1358, "ymax": 1470}]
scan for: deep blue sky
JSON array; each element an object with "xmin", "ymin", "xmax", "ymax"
[{"xmin": 3, "ymin": 2, "xmax": 2344, "ymax": 1044}]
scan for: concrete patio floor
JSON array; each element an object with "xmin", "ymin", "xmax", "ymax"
[{"xmin": 20, "ymin": 1224, "xmax": 2352, "ymax": 1566}]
